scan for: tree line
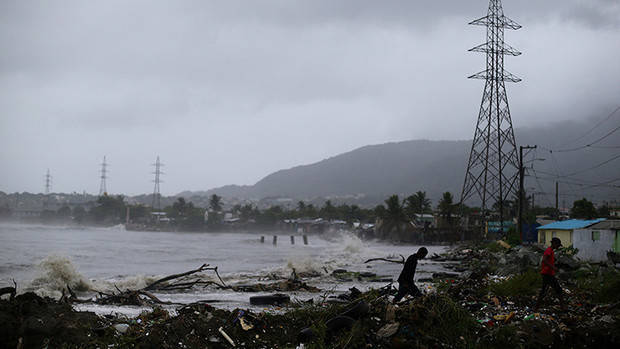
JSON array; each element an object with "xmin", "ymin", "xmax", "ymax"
[{"xmin": 15, "ymin": 191, "xmax": 614, "ymax": 232}]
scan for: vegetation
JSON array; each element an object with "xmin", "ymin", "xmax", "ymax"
[
  {"xmin": 489, "ymin": 269, "xmax": 540, "ymax": 297},
  {"xmin": 570, "ymin": 198, "xmax": 597, "ymax": 219}
]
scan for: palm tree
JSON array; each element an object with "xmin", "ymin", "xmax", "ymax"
[
  {"xmin": 209, "ymin": 194, "xmax": 222, "ymax": 212},
  {"xmin": 405, "ymin": 191, "xmax": 431, "ymax": 221},
  {"xmin": 381, "ymin": 195, "xmax": 409, "ymax": 233},
  {"xmin": 438, "ymin": 192, "xmax": 455, "ymax": 225}
]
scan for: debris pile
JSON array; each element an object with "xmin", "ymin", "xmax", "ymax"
[{"xmin": 2, "ymin": 242, "xmax": 620, "ymax": 348}]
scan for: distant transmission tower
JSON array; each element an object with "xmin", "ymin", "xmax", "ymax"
[
  {"xmin": 45, "ymin": 169, "xmax": 52, "ymax": 195},
  {"xmin": 44, "ymin": 168, "xmax": 52, "ymax": 208},
  {"xmin": 151, "ymin": 156, "xmax": 164, "ymax": 211},
  {"xmin": 460, "ymin": 0, "xmax": 521, "ymax": 227},
  {"xmin": 99, "ymin": 156, "xmax": 108, "ymax": 196}
]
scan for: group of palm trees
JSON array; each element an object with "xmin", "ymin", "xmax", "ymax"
[{"xmin": 376, "ymin": 191, "xmax": 458, "ymax": 233}]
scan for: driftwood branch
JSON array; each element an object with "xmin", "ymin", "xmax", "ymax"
[
  {"xmin": 144, "ymin": 263, "xmax": 227, "ymax": 290},
  {"xmin": 63, "ymin": 264, "xmax": 228, "ymax": 306},
  {"xmin": 0, "ymin": 279, "xmax": 17, "ymax": 301},
  {"xmin": 364, "ymin": 255, "xmax": 405, "ymax": 264}
]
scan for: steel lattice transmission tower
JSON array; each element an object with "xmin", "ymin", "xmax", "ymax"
[
  {"xmin": 151, "ymin": 156, "xmax": 164, "ymax": 211},
  {"xmin": 99, "ymin": 156, "xmax": 108, "ymax": 196},
  {"xmin": 44, "ymin": 168, "xmax": 52, "ymax": 209},
  {"xmin": 460, "ymin": 0, "xmax": 521, "ymax": 225},
  {"xmin": 45, "ymin": 169, "xmax": 52, "ymax": 195}
]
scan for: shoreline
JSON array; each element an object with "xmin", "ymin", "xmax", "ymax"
[{"xmin": 2, "ymin": 242, "xmax": 619, "ymax": 348}]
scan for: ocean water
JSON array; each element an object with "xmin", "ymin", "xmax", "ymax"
[{"xmin": 0, "ymin": 222, "xmax": 451, "ymax": 316}]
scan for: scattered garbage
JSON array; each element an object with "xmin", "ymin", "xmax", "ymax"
[
  {"xmin": 112, "ymin": 323, "xmax": 129, "ymax": 334},
  {"xmin": 377, "ymin": 322, "xmax": 400, "ymax": 338},
  {"xmin": 218, "ymin": 326, "xmax": 235, "ymax": 347}
]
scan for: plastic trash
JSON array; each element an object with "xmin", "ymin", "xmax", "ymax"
[
  {"xmin": 493, "ymin": 312, "xmax": 515, "ymax": 323},
  {"xmin": 377, "ymin": 322, "xmax": 400, "ymax": 338},
  {"xmin": 113, "ymin": 324, "xmax": 129, "ymax": 334},
  {"xmin": 219, "ymin": 327, "xmax": 235, "ymax": 347},
  {"xmin": 240, "ymin": 317, "xmax": 254, "ymax": 330}
]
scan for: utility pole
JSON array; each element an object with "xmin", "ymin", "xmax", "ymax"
[
  {"xmin": 518, "ymin": 145, "xmax": 536, "ymax": 242},
  {"xmin": 460, "ymin": 0, "xmax": 522, "ymax": 236},
  {"xmin": 555, "ymin": 182, "xmax": 559, "ymax": 219}
]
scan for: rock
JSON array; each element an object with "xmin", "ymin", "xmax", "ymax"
[
  {"xmin": 249, "ymin": 294, "xmax": 290, "ymax": 306},
  {"xmin": 325, "ymin": 316, "xmax": 355, "ymax": 333},
  {"xmin": 298, "ymin": 327, "xmax": 315, "ymax": 343},
  {"xmin": 385, "ymin": 304, "xmax": 396, "ymax": 322},
  {"xmin": 359, "ymin": 272, "xmax": 376, "ymax": 278},
  {"xmin": 377, "ymin": 322, "xmax": 400, "ymax": 338},
  {"xmin": 557, "ymin": 255, "xmax": 580, "ymax": 270},
  {"xmin": 341, "ymin": 301, "xmax": 370, "ymax": 319},
  {"xmin": 517, "ymin": 250, "xmax": 541, "ymax": 266}
]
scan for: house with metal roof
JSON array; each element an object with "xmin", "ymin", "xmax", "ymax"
[
  {"xmin": 536, "ymin": 218, "xmax": 606, "ymax": 247},
  {"xmin": 572, "ymin": 220, "xmax": 620, "ymax": 262}
]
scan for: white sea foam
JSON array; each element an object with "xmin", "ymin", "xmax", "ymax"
[{"xmin": 28, "ymin": 255, "xmax": 92, "ymax": 298}]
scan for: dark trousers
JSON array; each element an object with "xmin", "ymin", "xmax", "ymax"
[
  {"xmin": 393, "ymin": 282, "xmax": 422, "ymax": 303},
  {"xmin": 537, "ymin": 274, "xmax": 563, "ymax": 303}
]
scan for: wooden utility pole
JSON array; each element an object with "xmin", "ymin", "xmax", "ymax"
[
  {"xmin": 518, "ymin": 145, "xmax": 536, "ymax": 242},
  {"xmin": 555, "ymin": 182, "xmax": 559, "ymax": 218}
]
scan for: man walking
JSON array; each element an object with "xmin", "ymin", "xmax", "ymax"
[
  {"xmin": 535, "ymin": 237, "xmax": 566, "ymax": 311},
  {"xmin": 393, "ymin": 247, "xmax": 428, "ymax": 303}
]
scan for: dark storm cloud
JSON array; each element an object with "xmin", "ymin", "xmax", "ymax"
[{"xmin": 0, "ymin": 0, "xmax": 618, "ymax": 195}]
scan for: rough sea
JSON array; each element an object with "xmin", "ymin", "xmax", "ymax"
[{"xmin": 0, "ymin": 222, "xmax": 451, "ymax": 317}]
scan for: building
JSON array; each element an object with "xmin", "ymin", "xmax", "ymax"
[
  {"xmin": 610, "ymin": 208, "xmax": 620, "ymax": 218},
  {"xmin": 537, "ymin": 218, "xmax": 606, "ymax": 247},
  {"xmin": 572, "ymin": 220, "xmax": 620, "ymax": 262}
]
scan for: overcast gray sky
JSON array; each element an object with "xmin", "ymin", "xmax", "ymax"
[{"xmin": 1, "ymin": 0, "xmax": 619, "ymax": 195}]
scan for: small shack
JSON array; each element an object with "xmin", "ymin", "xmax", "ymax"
[
  {"xmin": 573, "ymin": 220, "xmax": 620, "ymax": 262},
  {"xmin": 537, "ymin": 218, "xmax": 606, "ymax": 247}
]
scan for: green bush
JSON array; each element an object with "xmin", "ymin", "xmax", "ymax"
[
  {"xmin": 593, "ymin": 271, "xmax": 620, "ymax": 303},
  {"xmin": 505, "ymin": 227, "xmax": 521, "ymax": 247}
]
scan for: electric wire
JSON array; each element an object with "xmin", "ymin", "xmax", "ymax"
[{"xmin": 556, "ymin": 105, "xmax": 620, "ymax": 148}]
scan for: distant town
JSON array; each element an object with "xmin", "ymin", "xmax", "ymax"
[{"xmin": 1, "ymin": 190, "xmax": 618, "ymax": 247}]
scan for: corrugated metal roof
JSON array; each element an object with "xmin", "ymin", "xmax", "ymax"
[
  {"xmin": 587, "ymin": 220, "xmax": 620, "ymax": 230},
  {"xmin": 536, "ymin": 218, "xmax": 606, "ymax": 231}
]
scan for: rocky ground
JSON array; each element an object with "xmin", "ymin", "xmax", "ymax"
[{"xmin": 1, "ymin": 242, "xmax": 620, "ymax": 348}]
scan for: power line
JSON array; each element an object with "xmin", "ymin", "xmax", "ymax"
[
  {"xmin": 556, "ymin": 105, "xmax": 620, "ymax": 148},
  {"xmin": 535, "ymin": 153, "xmax": 620, "ymax": 179},
  {"xmin": 553, "ymin": 122, "xmax": 620, "ymax": 153},
  {"xmin": 533, "ymin": 173, "xmax": 620, "ymax": 189}
]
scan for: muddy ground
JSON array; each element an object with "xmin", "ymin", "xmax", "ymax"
[{"xmin": 1, "ymin": 242, "xmax": 620, "ymax": 348}]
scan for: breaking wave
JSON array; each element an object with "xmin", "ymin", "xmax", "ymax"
[{"xmin": 28, "ymin": 255, "xmax": 92, "ymax": 298}]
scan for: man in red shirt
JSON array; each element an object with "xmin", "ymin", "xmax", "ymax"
[{"xmin": 535, "ymin": 237, "xmax": 566, "ymax": 311}]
